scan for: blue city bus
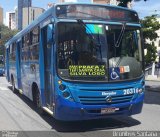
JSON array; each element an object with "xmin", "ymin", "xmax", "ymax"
[
  {"xmin": 5, "ymin": 3, "xmax": 145, "ymax": 121},
  {"xmin": 0, "ymin": 55, "xmax": 5, "ymax": 76}
]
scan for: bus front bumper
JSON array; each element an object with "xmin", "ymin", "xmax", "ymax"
[{"xmin": 55, "ymin": 93, "xmax": 144, "ymax": 121}]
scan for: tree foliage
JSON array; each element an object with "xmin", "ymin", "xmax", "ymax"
[
  {"xmin": 0, "ymin": 25, "xmax": 18, "ymax": 55},
  {"xmin": 145, "ymin": 42, "xmax": 157, "ymax": 65},
  {"xmin": 141, "ymin": 15, "xmax": 160, "ymax": 41},
  {"xmin": 117, "ymin": 0, "xmax": 159, "ymax": 65},
  {"xmin": 140, "ymin": 15, "xmax": 160, "ymax": 65},
  {"xmin": 117, "ymin": 0, "xmax": 132, "ymax": 7},
  {"xmin": 117, "ymin": 0, "xmax": 148, "ymax": 7}
]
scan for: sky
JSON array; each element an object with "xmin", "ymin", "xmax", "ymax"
[
  {"xmin": 132, "ymin": 0, "xmax": 160, "ymax": 18},
  {"xmin": 0, "ymin": 0, "xmax": 160, "ymax": 19},
  {"xmin": 0, "ymin": 0, "xmax": 91, "ymax": 13}
]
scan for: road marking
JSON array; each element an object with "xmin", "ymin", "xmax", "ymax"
[{"xmin": 0, "ymin": 87, "xmax": 8, "ymax": 91}]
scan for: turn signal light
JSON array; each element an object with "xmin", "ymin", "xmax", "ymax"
[{"xmin": 138, "ymin": 88, "xmax": 143, "ymax": 94}]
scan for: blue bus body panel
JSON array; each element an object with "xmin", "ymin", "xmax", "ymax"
[
  {"xmin": 55, "ymin": 94, "xmax": 143, "ymax": 121},
  {"xmin": 54, "ymin": 76, "xmax": 144, "ymax": 121}
]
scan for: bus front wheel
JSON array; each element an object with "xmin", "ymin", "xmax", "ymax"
[{"xmin": 33, "ymin": 86, "xmax": 45, "ymax": 115}]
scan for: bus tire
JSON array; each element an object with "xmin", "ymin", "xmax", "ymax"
[
  {"xmin": 11, "ymin": 76, "xmax": 17, "ymax": 93},
  {"xmin": 33, "ymin": 86, "xmax": 46, "ymax": 115}
]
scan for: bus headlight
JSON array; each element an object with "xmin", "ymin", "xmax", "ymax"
[
  {"xmin": 62, "ymin": 91, "xmax": 74, "ymax": 101},
  {"xmin": 62, "ymin": 91, "xmax": 70, "ymax": 98}
]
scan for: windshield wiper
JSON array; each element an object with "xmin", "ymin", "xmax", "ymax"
[
  {"xmin": 111, "ymin": 23, "xmax": 126, "ymax": 67},
  {"xmin": 114, "ymin": 23, "xmax": 126, "ymax": 67},
  {"xmin": 77, "ymin": 19, "xmax": 103, "ymax": 61},
  {"xmin": 115, "ymin": 23, "xmax": 126, "ymax": 48},
  {"xmin": 77, "ymin": 19, "xmax": 95, "ymax": 41}
]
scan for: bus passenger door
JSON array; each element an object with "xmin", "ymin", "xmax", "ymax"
[
  {"xmin": 16, "ymin": 40, "xmax": 22, "ymax": 89},
  {"xmin": 42, "ymin": 24, "xmax": 54, "ymax": 110}
]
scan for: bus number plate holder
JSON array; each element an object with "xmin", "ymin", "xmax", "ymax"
[{"xmin": 101, "ymin": 108, "xmax": 116, "ymax": 114}]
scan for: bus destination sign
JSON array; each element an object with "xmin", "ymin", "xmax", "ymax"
[{"xmin": 69, "ymin": 65, "xmax": 106, "ymax": 77}]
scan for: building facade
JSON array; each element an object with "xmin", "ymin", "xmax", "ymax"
[
  {"xmin": 15, "ymin": 7, "xmax": 18, "ymax": 30},
  {"xmin": 93, "ymin": 0, "xmax": 110, "ymax": 4},
  {"xmin": 22, "ymin": 7, "xmax": 45, "ymax": 29},
  {"xmin": 18, "ymin": 0, "xmax": 32, "ymax": 30},
  {"xmin": 47, "ymin": 3, "xmax": 55, "ymax": 9},
  {"xmin": 58, "ymin": 0, "xmax": 92, "ymax": 3},
  {"xmin": 0, "ymin": 6, "xmax": 3, "ymax": 24},
  {"xmin": 93, "ymin": 0, "xmax": 118, "ymax": 5},
  {"xmin": 6, "ymin": 12, "xmax": 16, "ymax": 30}
]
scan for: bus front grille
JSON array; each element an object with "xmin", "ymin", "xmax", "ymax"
[{"xmin": 79, "ymin": 94, "xmax": 134, "ymax": 105}]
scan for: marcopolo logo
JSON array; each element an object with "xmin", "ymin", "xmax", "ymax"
[{"xmin": 106, "ymin": 96, "xmax": 112, "ymax": 103}]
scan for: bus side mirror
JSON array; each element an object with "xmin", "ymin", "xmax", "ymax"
[{"xmin": 47, "ymin": 24, "xmax": 54, "ymax": 44}]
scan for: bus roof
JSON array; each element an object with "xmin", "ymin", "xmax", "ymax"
[{"xmin": 5, "ymin": 3, "xmax": 138, "ymax": 48}]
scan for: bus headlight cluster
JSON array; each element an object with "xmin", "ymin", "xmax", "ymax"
[{"xmin": 58, "ymin": 81, "xmax": 74, "ymax": 101}]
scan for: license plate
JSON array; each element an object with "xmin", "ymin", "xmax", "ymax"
[{"xmin": 101, "ymin": 108, "xmax": 116, "ymax": 114}]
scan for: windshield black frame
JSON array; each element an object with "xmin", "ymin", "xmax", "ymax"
[{"xmin": 56, "ymin": 21, "xmax": 144, "ymax": 83}]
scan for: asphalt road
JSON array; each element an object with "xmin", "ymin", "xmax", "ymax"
[{"xmin": 0, "ymin": 76, "xmax": 160, "ymax": 137}]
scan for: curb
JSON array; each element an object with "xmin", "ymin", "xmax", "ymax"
[{"xmin": 145, "ymin": 87, "xmax": 160, "ymax": 92}]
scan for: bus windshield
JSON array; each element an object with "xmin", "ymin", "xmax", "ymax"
[{"xmin": 57, "ymin": 22, "xmax": 143, "ymax": 82}]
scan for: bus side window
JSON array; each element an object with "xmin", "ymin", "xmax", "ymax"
[
  {"xmin": 22, "ymin": 33, "xmax": 31, "ymax": 61},
  {"xmin": 11, "ymin": 42, "xmax": 16, "ymax": 62},
  {"xmin": 30, "ymin": 26, "xmax": 40, "ymax": 61}
]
